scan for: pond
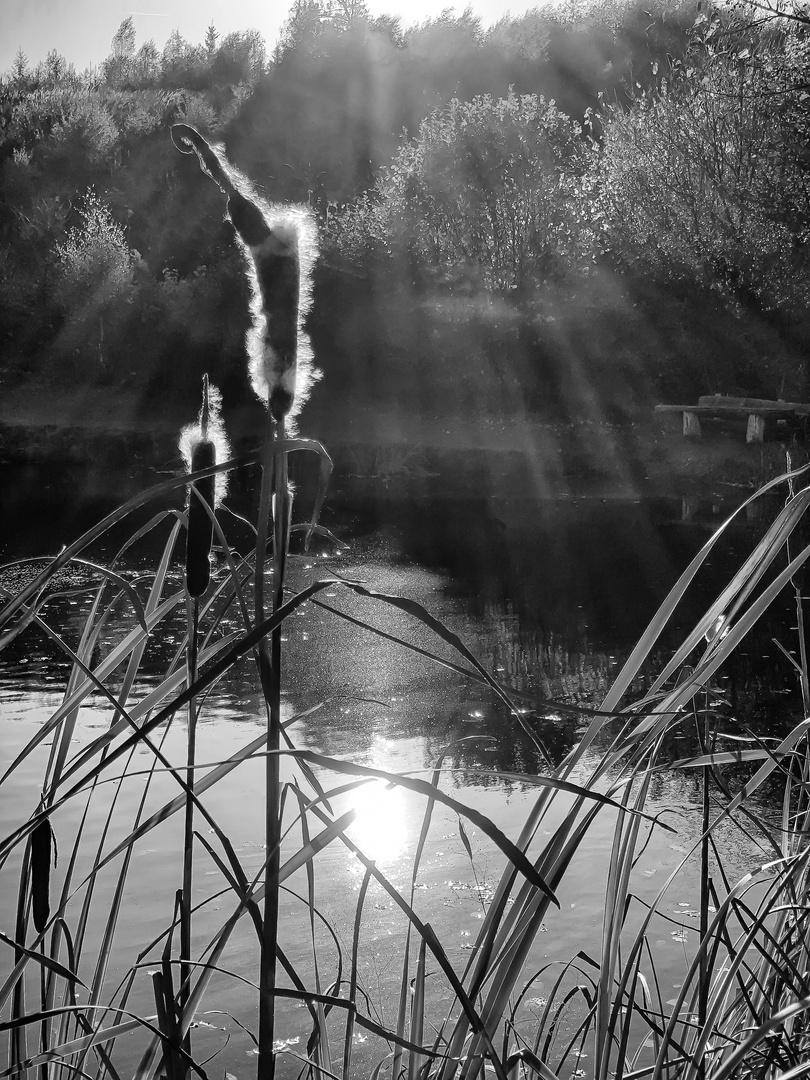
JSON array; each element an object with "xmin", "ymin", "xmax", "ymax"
[{"xmin": 0, "ymin": 461, "xmax": 802, "ymax": 1076}]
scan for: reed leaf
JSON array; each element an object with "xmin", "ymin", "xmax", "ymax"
[{"xmin": 0, "ymin": 932, "xmax": 84, "ymax": 989}]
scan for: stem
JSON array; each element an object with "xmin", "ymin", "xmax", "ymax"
[
  {"xmin": 254, "ymin": 419, "xmax": 274, "ymax": 628},
  {"xmin": 795, "ymin": 583, "xmax": 809, "ymax": 717},
  {"xmin": 180, "ymin": 594, "xmax": 199, "ymax": 1074},
  {"xmin": 697, "ymin": 697, "xmax": 711, "ymax": 1074},
  {"xmin": 257, "ymin": 415, "xmax": 289, "ymax": 1080},
  {"xmin": 786, "ymin": 454, "xmax": 810, "ymax": 717},
  {"xmin": 785, "ymin": 454, "xmax": 810, "ymax": 847}
]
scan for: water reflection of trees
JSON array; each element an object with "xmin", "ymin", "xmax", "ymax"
[
  {"xmin": 338, "ymin": 492, "xmax": 703, "ymax": 646},
  {"xmin": 422, "ymin": 709, "xmax": 581, "ymax": 783},
  {"xmin": 471, "ymin": 605, "xmax": 614, "ymax": 701}
]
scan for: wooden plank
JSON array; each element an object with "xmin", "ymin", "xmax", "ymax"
[
  {"xmin": 746, "ymin": 414, "xmax": 765, "ymax": 443},
  {"xmin": 681, "ymin": 495, "xmax": 699, "ymax": 520},
  {"xmin": 699, "ymin": 395, "xmax": 771, "ymax": 408},
  {"xmin": 683, "ymin": 411, "xmax": 702, "ymax": 438},
  {"xmin": 698, "ymin": 394, "xmax": 810, "ymax": 416},
  {"xmin": 655, "ymin": 404, "xmax": 800, "ymax": 418}
]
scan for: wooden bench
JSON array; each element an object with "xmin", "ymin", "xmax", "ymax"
[{"xmin": 655, "ymin": 396, "xmax": 810, "ymax": 443}]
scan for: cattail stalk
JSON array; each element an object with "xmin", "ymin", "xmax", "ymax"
[
  {"xmin": 252, "ymin": 405, "xmax": 294, "ymax": 1080},
  {"xmin": 697, "ymin": 696, "xmax": 711, "ymax": 1080},
  {"xmin": 179, "ymin": 375, "xmax": 228, "ymax": 1073},
  {"xmin": 255, "ymin": 421, "xmax": 282, "ymax": 1080},
  {"xmin": 180, "ymin": 590, "xmax": 199, "ymax": 1075}
]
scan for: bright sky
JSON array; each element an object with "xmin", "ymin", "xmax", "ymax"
[{"xmin": 0, "ymin": 0, "xmax": 547, "ymax": 76}]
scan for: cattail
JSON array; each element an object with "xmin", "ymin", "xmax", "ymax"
[
  {"xmin": 171, "ymin": 124, "xmax": 318, "ymax": 425},
  {"xmin": 180, "ymin": 376, "xmax": 230, "ymax": 597},
  {"xmin": 31, "ymin": 818, "xmax": 54, "ymax": 933}
]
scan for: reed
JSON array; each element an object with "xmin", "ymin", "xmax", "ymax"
[
  {"xmin": 1, "ymin": 127, "xmax": 810, "ymax": 1080},
  {"xmin": 179, "ymin": 374, "xmax": 232, "ymax": 1072}
]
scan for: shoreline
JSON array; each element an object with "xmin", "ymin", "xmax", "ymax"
[{"xmin": 0, "ymin": 382, "xmax": 803, "ymax": 502}]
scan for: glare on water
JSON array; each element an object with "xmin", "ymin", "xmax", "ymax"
[{"xmin": 346, "ymin": 779, "xmax": 407, "ymax": 864}]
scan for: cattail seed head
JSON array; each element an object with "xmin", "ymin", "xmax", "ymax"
[
  {"xmin": 180, "ymin": 377, "xmax": 230, "ymax": 597},
  {"xmin": 185, "ymin": 440, "xmax": 216, "ymax": 597},
  {"xmin": 31, "ymin": 818, "xmax": 54, "ymax": 933}
]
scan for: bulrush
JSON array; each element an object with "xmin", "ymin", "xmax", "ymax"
[
  {"xmin": 180, "ymin": 375, "xmax": 230, "ymax": 597},
  {"xmin": 30, "ymin": 817, "xmax": 54, "ymax": 934},
  {"xmin": 170, "ymin": 124, "xmax": 318, "ymax": 424},
  {"xmin": 171, "ymin": 124, "xmax": 317, "ymax": 1080}
]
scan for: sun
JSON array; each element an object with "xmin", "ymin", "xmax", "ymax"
[{"xmin": 347, "ymin": 779, "xmax": 408, "ymax": 865}]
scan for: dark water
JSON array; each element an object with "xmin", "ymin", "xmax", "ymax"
[
  {"xmin": 0, "ymin": 462, "xmax": 802, "ymax": 1072},
  {"xmin": 1, "ymin": 461, "xmax": 801, "ymax": 726}
]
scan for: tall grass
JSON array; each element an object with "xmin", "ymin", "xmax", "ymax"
[{"xmin": 2, "ymin": 126, "xmax": 810, "ymax": 1080}]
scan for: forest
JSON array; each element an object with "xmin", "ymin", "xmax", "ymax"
[{"xmin": 1, "ymin": 0, "xmax": 810, "ymax": 438}]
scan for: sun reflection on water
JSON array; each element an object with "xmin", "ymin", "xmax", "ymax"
[{"xmin": 348, "ymin": 780, "xmax": 408, "ymax": 865}]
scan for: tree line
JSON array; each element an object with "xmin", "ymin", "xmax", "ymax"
[{"xmin": 1, "ymin": 0, "xmax": 809, "ymax": 425}]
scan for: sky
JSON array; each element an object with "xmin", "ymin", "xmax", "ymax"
[{"xmin": 0, "ymin": 0, "xmax": 547, "ymax": 77}]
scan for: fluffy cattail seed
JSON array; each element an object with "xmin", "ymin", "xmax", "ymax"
[
  {"xmin": 31, "ymin": 818, "xmax": 54, "ymax": 933},
  {"xmin": 180, "ymin": 376, "xmax": 230, "ymax": 597},
  {"xmin": 171, "ymin": 124, "xmax": 318, "ymax": 426}
]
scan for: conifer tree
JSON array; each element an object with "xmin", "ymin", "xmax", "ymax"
[
  {"xmin": 205, "ymin": 22, "xmax": 219, "ymax": 57},
  {"xmin": 11, "ymin": 47, "xmax": 29, "ymax": 86}
]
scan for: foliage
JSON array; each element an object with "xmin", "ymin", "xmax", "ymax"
[
  {"xmin": 331, "ymin": 92, "xmax": 596, "ymax": 292},
  {"xmin": 55, "ymin": 191, "xmax": 134, "ymax": 300},
  {"xmin": 53, "ymin": 190, "xmax": 135, "ymax": 366},
  {"xmin": 212, "ymin": 30, "xmax": 267, "ymax": 85},
  {"xmin": 231, "ymin": 12, "xmax": 403, "ymax": 205},
  {"xmin": 11, "ymin": 47, "xmax": 30, "ymax": 89},
  {"xmin": 1, "ymin": 0, "xmax": 810, "ymax": 408},
  {"xmin": 594, "ymin": 13, "xmax": 810, "ymax": 317},
  {"xmin": 50, "ymin": 93, "xmax": 119, "ymax": 163}
]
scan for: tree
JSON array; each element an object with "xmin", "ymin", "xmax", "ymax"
[
  {"xmin": 727, "ymin": 0, "xmax": 810, "ymax": 26},
  {"xmin": 55, "ymin": 191, "xmax": 135, "ymax": 369},
  {"xmin": 104, "ymin": 16, "xmax": 137, "ymax": 85},
  {"xmin": 112, "ymin": 16, "xmax": 136, "ymax": 60},
  {"xmin": 327, "ymin": 0, "xmax": 370, "ymax": 31},
  {"xmin": 205, "ymin": 23, "xmax": 219, "ymax": 57},
  {"xmin": 48, "ymin": 94, "xmax": 119, "ymax": 168},
  {"xmin": 11, "ymin": 47, "xmax": 30, "ymax": 87},
  {"xmin": 595, "ymin": 23, "xmax": 810, "ymax": 319},
  {"xmin": 400, "ymin": 10, "xmax": 485, "ymax": 119},
  {"xmin": 161, "ymin": 27, "xmax": 192, "ymax": 74},
  {"xmin": 276, "ymin": 0, "xmax": 329, "ymax": 58},
  {"xmin": 43, "ymin": 50, "xmax": 68, "ymax": 85},
  {"xmin": 132, "ymin": 40, "xmax": 161, "ymax": 85},
  {"xmin": 161, "ymin": 30, "xmax": 208, "ymax": 88},
  {"xmin": 212, "ymin": 30, "xmax": 266, "ymax": 84},
  {"xmin": 332, "ymin": 91, "xmax": 596, "ymax": 291}
]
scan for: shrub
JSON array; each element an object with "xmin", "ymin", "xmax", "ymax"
[
  {"xmin": 595, "ymin": 19, "xmax": 810, "ymax": 318},
  {"xmin": 329, "ymin": 91, "xmax": 597, "ymax": 292}
]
